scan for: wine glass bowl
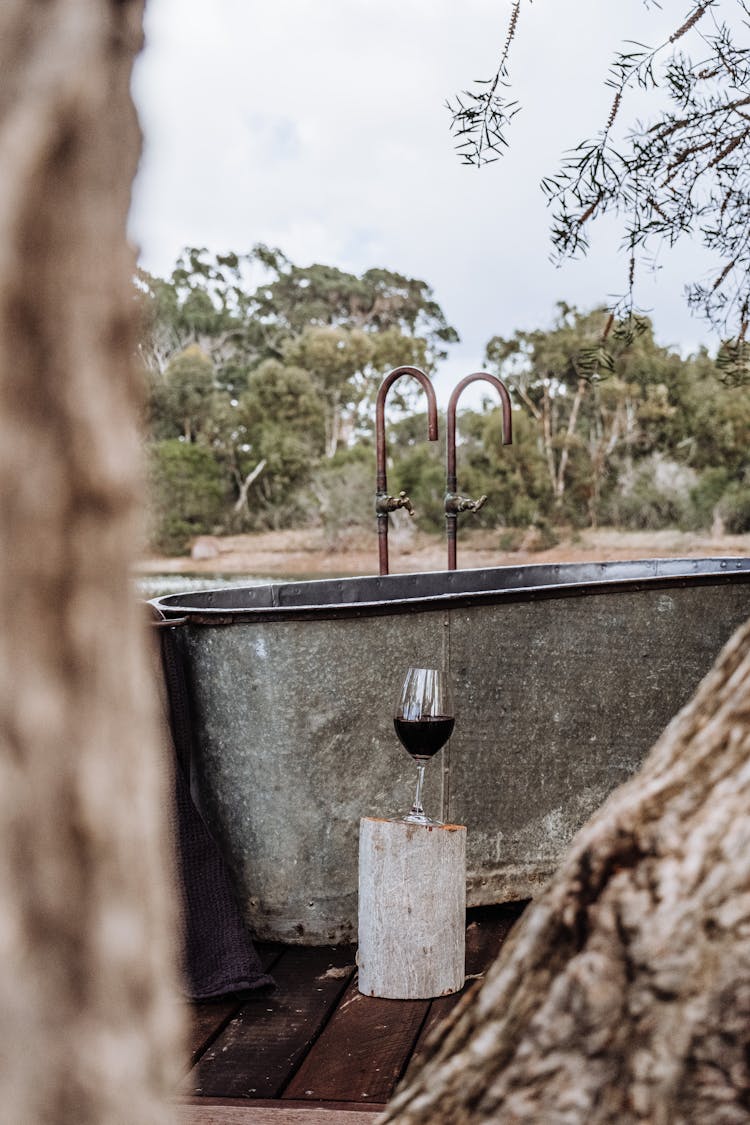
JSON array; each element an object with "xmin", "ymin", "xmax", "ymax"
[{"xmin": 394, "ymin": 667, "xmax": 454, "ymax": 825}]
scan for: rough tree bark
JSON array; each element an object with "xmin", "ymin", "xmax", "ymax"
[
  {"xmin": 382, "ymin": 617, "xmax": 750, "ymax": 1124},
  {"xmin": 0, "ymin": 3, "xmax": 182, "ymax": 1123}
]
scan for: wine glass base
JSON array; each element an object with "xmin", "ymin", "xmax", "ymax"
[{"xmin": 401, "ymin": 812, "xmax": 444, "ymax": 827}]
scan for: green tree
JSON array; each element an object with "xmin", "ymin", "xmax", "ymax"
[
  {"xmin": 147, "ymin": 439, "xmax": 229, "ymax": 554},
  {"xmin": 673, "ymin": 348, "xmax": 750, "ymax": 532},
  {"xmin": 390, "ymin": 439, "xmax": 446, "ymax": 533},
  {"xmin": 147, "ymin": 344, "xmax": 218, "ymax": 443},
  {"xmin": 282, "ymin": 325, "xmax": 430, "ymax": 457},
  {"xmin": 310, "ymin": 445, "xmax": 374, "ymax": 549},
  {"xmin": 136, "ymin": 249, "xmax": 263, "ymax": 384},
  {"xmin": 137, "ymin": 246, "xmax": 458, "ymax": 391},
  {"xmin": 485, "ymin": 305, "xmax": 698, "ymax": 527},
  {"xmin": 248, "ymin": 247, "xmax": 459, "ymax": 368},
  {"xmin": 386, "ymin": 408, "xmax": 549, "ymax": 536},
  {"xmin": 455, "ymin": 406, "xmax": 554, "ymax": 531},
  {"xmin": 136, "ymin": 249, "xmax": 458, "ymax": 533},
  {"xmin": 234, "ymin": 360, "xmax": 326, "ymax": 527},
  {"xmin": 282, "ymin": 327, "xmax": 374, "ymax": 457}
]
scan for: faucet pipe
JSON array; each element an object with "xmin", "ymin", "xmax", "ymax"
[
  {"xmin": 446, "ymin": 371, "xmax": 512, "ymax": 571},
  {"xmin": 375, "ymin": 366, "xmax": 439, "ymax": 576}
]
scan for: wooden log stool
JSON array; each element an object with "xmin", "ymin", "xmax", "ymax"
[{"xmin": 357, "ymin": 816, "xmax": 466, "ymax": 999}]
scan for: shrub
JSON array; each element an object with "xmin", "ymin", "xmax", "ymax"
[
  {"xmin": 717, "ymin": 478, "xmax": 750, "ymax": 533},
  {"xmin": 310, "ymin": 449, "xmax": 373, "ymax": 549},
  {"xmin": 605, "ymin": 454, "xmax": 697, "ymax": 530},
  {"xmin": 147, "ymin": 439, "xmax": 229, "ymax": 555},
  {"xmin": 497, "ymin": 528, "xmax": 525, "ymax": 551},
  {"xmin": 686, "ymin": 468, "xmax": 732, "ymax": 531}
]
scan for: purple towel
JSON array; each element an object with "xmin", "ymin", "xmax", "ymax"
[
  {"xmin": 153, "ymin": 611, "xmax": 274, "ymax": 1001},
  {"xmin": 171, "ymin": 744, "xmax": 274, "ymax": 999}
]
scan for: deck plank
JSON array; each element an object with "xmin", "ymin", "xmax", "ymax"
[
  {"xmin": 283, "ymin": 979, "xmax": 428, "ymax": 1104},
  {"xmin": 189, "ymin": 998, "xmax": 247, "ymax": 1068},
  {"xmin": 406, "ymin": 901, "xmax": 527, "ymax": 1077},
  {"xmin": 184, "ymin": 904, "xmax": 527, "ymax": 1108},
  {"xmin": 187, "ymin": 945, "xmax": 286, "ymax": 1065},
  {"xmin": 175, "ymin": 1103, "xmax": 380, "ymax": 1124},
  {"xmin": 187, "ymin": 946, "xmax": 356, "ymax": 1100}
]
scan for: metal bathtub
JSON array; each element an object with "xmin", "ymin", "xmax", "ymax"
[{"xmin": 153, "ymin": 557, "xmax": 750, "ymax": 943}]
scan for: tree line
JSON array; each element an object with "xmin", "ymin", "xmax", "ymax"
[{"xmin": 140, "ymin": 247, "xmax": 750, "ymax": 554}]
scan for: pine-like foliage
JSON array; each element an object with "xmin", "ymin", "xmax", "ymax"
[
  {"xmin": 446, "ymin": 0, "xmax": 522, "ymax": 167},
  {"xmin": 449, "ymin": 1, "xmax": 750, "ymax": 383}
]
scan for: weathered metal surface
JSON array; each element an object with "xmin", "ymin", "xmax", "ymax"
[
  {"xmin": 153, "ymin": 558, "xmax": 750, "ymax": 943},
  {"xmin": 174, "ymin": 611, "xmax": 447, "ymax": 944}
]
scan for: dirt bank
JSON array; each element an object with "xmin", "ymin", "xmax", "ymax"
[{"xmin": 136, "ymin": 526, "xmax": 750, "ymax": 580}]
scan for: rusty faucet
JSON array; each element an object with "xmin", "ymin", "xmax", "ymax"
[
  {"xmin": 376, "ymin": 366, "xmax": 439, "ymax": 576},
  {"xmin": 446, "ymin": 372, "xmax": 512, "ymax": 570}
]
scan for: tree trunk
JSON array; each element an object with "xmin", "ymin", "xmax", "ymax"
[
  {"xmin": 326, "ymin": 392, "xmax": 343, "ymax": 458},
  {"xmin": 555, "ymin": 375, "xmax": 586, "ymax": 505},
  {"xmin": 0, "ymin": 3, "xmax": 182, "ymax": 1123},
  {"xmin": 232, "ymin": 458, "xmax": 267, "ymax": 516},
  {"xmin": 382, "ymin": 616, "xmax": 750, "ymax": 1124},
  {"xmin": 358, "ymin": 818, "xmax": 466, "ymax": 1000}
]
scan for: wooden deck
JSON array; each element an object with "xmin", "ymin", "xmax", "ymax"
[{"xmin": 177, "ymin": 903, "xmax": 526, "ymax": 1124}]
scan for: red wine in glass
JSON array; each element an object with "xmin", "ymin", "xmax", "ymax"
[
  {"xmin": 394, "ymin": 716, "xmax": 455, "ymax": 759},
  {"xmin": 394, "ymin": 668, "xmax": 454, "ymax": 825}
]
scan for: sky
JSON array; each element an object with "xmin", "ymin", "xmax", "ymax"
[{"xmin": 129, "ymin": 0, "xmax": 718, "ymax": 408}]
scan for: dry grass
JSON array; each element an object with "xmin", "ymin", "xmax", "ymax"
[{"xmin": 136, "ymin": 526, "xmax": 750, "ymax": 579}]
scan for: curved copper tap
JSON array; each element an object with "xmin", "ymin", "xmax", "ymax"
[
  {"xmin": 375, "ymin": 366, "xmax": 439, "ymax": 576},
  {"xmin": 446, "ymin": 372, "xmax": 512, "ymax": 571}
]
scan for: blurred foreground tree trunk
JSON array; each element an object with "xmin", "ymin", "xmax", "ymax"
[
  {"xmin": 384, "ymin": 618, "xmax": 750, "ymax": 1124},
  {"xmin": 0, "ymin": 2, "xmax": 182, "ymax": 1122}
]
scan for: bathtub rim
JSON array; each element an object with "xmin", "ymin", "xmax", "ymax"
[{"xmin": 149, "ymin": 555, "xmax": 750, "ymax": 626}]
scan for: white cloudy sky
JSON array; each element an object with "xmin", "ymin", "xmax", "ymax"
[{"xmin": 130, "ymin": 0, "xmax": 718, "ymax": 407}]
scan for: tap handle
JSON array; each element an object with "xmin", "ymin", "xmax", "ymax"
[
  {"xmin": 397, "ymin": 490, "xmax": 415, "ymax": 516},
  {"xmin": 447, "ymin": 493, "xmax": 487, "ymax": 514},
  {"xmin": 377, "ymin": 490, "xmax": 416, "ymax": 516}
]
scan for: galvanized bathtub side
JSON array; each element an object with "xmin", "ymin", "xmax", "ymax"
[{"xmin": 153, "ymin": 558, "xmax": 750, "ymax": 944}]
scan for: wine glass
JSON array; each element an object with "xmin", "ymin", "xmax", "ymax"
[{"xmin": 394, "ymin": 667, "xmax": 455, "ymax": 825}]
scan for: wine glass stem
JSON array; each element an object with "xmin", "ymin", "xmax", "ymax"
[{"xmin": 411, "ymin": 760, "xmax": 426, "ymax": 818}]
